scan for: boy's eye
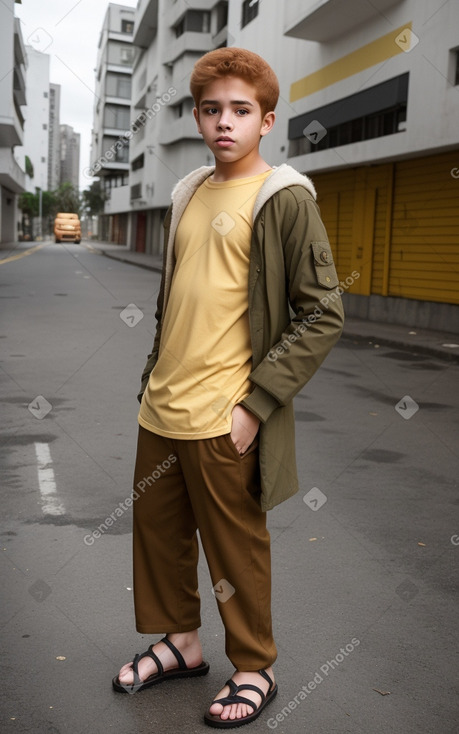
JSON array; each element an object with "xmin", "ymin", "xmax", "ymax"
[
  {"xmin": 206, "ymin": 108, "xmax": 218, "ymax": 115},
  {"xmin": 236, "ymin": 109, "xmax": 249, "ymax": 116}
]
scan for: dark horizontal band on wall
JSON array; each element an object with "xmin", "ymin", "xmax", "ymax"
[{"xmin": 288, "ymin": 72, "xmax": 409, "ymax": 140}]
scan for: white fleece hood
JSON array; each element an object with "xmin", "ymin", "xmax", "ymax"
[{"xmin": 167, "ymin": 163, "xmax": 316, "ymax": 254}]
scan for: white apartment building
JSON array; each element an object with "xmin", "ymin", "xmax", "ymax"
[
  {"xmin": 127, "ymin": 0, "xmax": 228, "ymax": 253},
  {"xmin": 0, "ymin": 1, "xmax": 27, "ymax": 243},
  {"xmin": 15, "ymin": 46, "xmax": 50, "ymax": 194},
  {"xmin": 89, "ymin": 3, "xmax": 135, "ymax": 244},
  {"xmin": 48, "ymin": 83, "xmax": 61, "ymax": 190},
  {"xmin": 228, "ymin": 0, "xmax": 459, "ymax": 329}
]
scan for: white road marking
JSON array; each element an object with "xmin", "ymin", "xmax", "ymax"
[{"xmin": 34, "ymin": 443, "xmax": 65, "ymax": 516}]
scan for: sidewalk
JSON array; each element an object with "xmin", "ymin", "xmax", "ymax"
[{"xmin": 87, "ymin": 241, "xmax": 459, "ymax": 364}]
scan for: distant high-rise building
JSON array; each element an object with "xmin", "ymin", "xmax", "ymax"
[
  {"xmin": 48, "ymin": 83, "xmax": 61, "ymax": 190},
  {"xmin": 60, "ymin": 124, "xmax": 80, "ymax": 189}
]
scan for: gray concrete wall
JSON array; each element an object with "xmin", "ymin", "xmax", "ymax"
[{"xmin": 342, "ymin": 293, "xmax": 459, "ymax": 334}]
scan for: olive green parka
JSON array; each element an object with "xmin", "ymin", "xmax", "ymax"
[{"xmin": 138, "ymin": 164, "xmax": 344, "ymax": 511}]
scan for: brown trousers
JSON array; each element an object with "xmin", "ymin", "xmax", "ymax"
[{"xmin": 132, "ymin": 426, "xmax": 277, "ymax": 671}]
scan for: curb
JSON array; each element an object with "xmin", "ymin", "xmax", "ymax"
[{"xmin": 96, "ymin": 247, "xmax": 163, "ymax": 274}]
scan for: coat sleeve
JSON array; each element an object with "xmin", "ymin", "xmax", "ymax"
[
  {"xmin": 137, "ymin": 207, "xmax": 172, "ymax": 403},
  {"xmin": 241, "ymin": 189, "xmax": 345, "ymax": 423}
]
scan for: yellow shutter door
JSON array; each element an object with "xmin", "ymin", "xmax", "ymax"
[{"xmin": 313, "ymin": 151, "xmax": 459, "ymax": 305}]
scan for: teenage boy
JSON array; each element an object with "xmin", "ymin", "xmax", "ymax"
[{"xmin": 113, "ymin": 48, "xmax": 344, "ymax": 728}]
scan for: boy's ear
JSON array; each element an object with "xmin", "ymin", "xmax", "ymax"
[
  {"xmin": 193, "ymin": 107, "xmax": 202, "ymax": 134},
  {"xmin": 260, "ymin": 111, "xmax": 275, "ymax": 138}
]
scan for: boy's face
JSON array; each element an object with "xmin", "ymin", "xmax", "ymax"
[{"xmin": 193, "ymin": 76, "xmax": 275, "ymax": 165}]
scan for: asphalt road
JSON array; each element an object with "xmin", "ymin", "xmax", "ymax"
[{"xmin": 1, "ymin": 241, "xmax": 458, "ymax": 734}]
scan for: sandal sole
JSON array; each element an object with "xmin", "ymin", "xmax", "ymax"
[{"xmin": 112, "ymin": 660, "xmax": 210, "ymax": 694}]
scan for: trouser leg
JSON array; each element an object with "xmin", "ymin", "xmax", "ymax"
[
  {"xmin": 176, "ymin": 434, "xmax": 277, "ymax": 671},
  {"xmin": 132, "ymin": 426, "xmax": 201, "ymax": 633}
]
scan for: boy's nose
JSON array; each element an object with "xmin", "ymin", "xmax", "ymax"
[{"xmin": 218, "ymin": 116, "xmax": 233, "ymax": 131}]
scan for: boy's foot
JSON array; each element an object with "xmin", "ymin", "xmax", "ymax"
[
  {"xmin": 204, "ymin": 667, "xmax": 277, "ymax": 727},
  {"xmin": 113, "ymin": 631, "xmax": 208, "ymax": 693}
]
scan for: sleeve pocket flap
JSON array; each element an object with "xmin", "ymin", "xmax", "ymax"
[{"xmin": 311, "ymin": 241, "xmax": 339, "ymax": 289}]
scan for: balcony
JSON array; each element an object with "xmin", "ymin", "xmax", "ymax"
[
  {"xmin": 104, "ymin": 184, "xmax": 130, "ymax": 213},
  {"xmin": 165, "ymin": 0, "xmax": 216, "ymax": 29},
  {"xmin": 0, "ymin": 101, "xmax": 24, "ymax": 147},
  {"xmin": 133, "ymin": 0, "xmax": 159, "ymax": 49},
  {"xmin": 163, "ymin": 31, "xmax": 214, "ymax": 65},
  {"xmin": 158, "ymin": 114, "xmax": 201, "ymax": 145},
  {"xmin": 284, "ymin": 0, "xmax": 404, "ymax": 42},
  {"xmin": 0, "ymin": 148, "xmax": 26, "ymax": 193}
]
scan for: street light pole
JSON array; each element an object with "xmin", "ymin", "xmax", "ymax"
[{"xmin": 38, "ymin": 187, "xmax": 43, "ymax": 240}]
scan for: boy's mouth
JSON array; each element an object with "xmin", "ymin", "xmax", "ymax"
[{"xmin": 215, "ymin": 136, "xmax": 235, "ymax": 147}]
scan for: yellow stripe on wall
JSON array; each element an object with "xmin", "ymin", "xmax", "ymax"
[{"xmin": 290, "ymin": 22, "xmax": 413, "ymax": 102}]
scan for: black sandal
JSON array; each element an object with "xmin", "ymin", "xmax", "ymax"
[
  {"xmin": 204, "ymin": 669, "xmax": 278, "ymax": 728},
  {"xmin": 112, "ymin": 636, "xmax": 210, "ymax": 694}
]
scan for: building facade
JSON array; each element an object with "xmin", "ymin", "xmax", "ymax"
[
  {"xmin": 230, "ymin": 0, "xmax": 459, "ymax": 330},
  {"xmin": 0, "ymin": 1, "xmax": 27, "ymax": 243},
  {"xmin": 14, "ymin": 46, "xmax": 50, "ymax": 194},
  {"xmin": 89, "ymin": 2, "xmax": 135, "ymax": 244},
  {"xmin": 48, "ymin": 83, "xmax": 61, "ymax": 190},
  {"xmin": 60, "ymin": 124, "xmax": 80, "ymax": 188},
  {"xmin": 98, "ymin": 0, "xmax": 458, "ymax": 330}
]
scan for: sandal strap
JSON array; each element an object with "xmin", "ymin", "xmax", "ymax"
[
  {"xmin": 211, "ymin": 678, "xmax": 266, "ymax": 711},
  {"xmin": 258, "ymin": 668, "xmax": 274, "ymax": 691},
  {"xmin": 133, "ymin": 646, "xmax": 164, "ymax": 682},
  {"xmin": 213, "ymin": 694, "xmax": 257, "ymax": 710},
  {"xmin": 234, "ymin": 683, "xmax": 265, "ymax": 702},
  {"xmin": 161, "ymin": 636, "xmax": 187, "ymax": 670}
]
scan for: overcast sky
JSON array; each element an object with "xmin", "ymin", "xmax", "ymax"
[{"xmin": 15, "ymin": 0, "xmax": 138, "ymax": 192}]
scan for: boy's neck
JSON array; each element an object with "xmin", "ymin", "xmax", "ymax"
[{"xmin": 211, "ymin": 153, "xmax": 272, "ymax": 182}]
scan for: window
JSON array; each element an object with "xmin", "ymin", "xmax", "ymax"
[
  {"xmin": 175, "ymin": 10, "xmax": 210, "ymax": 38},
  {"xmin": 131, "ymin": 183, "xmax": 142, "ymax": 200},
  {"xmin": 104, "ymin": 104, "xmax": 131, "ymax": 130},
  {"xmin": 41, "ymin": 156, "xmax": 46, "ymax": 163},
  {"xmin": 288, "ymin": 73, "xmax": 409, "ymax": 156},
  {"xmin": 102, "ymin": 136, "xmax": 129, "ymax": 163},
  {"xmin": 106, "ymin": 72, "xmax": 131, "ymax": 99},
  {"xmin": 108, "ymin": 41, "xmax": 135, "ymax": 67},
  {"xmin": 173, "ymin": 103, "xmax": 183, "ymax": 119},
  {"xmin": 131, "ymin": 153, "xmax": 144, "ymax": 171},
  {"xmin": 455, "ymin": 50, "xmax": 459, "ymax": 85},
  {"xmin": 44, "ymin": 91, "xmax": 48, "ymax": 98},
  {"xmin": 241, "ymin": 0, "xmax": 258, "ymax": 29},
  {"xmin": 216, "ymin": 1, "xmax": 228, "ymax": 33},
  {"xmin": 42, "ymin": 123, "xmax": 47, "ymax": 130},
  {"xmin": 121, "ymin": 19, "xmax": 134, "ymax": 34},
  {"xmin": 288, "ymin": 105, "xmax": 407, "ymax": 157},
  {"xmin": 120, "ymin": 46, "xmax": 135, "ymax": 65}
]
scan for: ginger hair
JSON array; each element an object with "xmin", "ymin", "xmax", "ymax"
[{"xmin": 190, "ymin": 47, "xmax": 279, "ymax": 117}]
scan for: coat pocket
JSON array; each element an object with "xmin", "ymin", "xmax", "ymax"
[{"xmin": 311, "ymin": 241, "xmax": 339, "ymax": 289}]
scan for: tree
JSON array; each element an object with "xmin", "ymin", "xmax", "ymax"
[
  {"xmin": 81, "ymin": 180, "xmax": 106, "ymax": 216},
  {"xmin": 53, "ymin": 182, "xmax": 81, "ymax": 215},
  {"xmin": 18, "ymin": 189, "xmax": 57, "ymax": 218},
  {"xmin": 18, "ymin": 191, "xmax": 39, "ymax": 217}
]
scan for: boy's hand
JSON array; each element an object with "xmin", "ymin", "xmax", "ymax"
[{"xmin": 230, "ymin": 404, "xmax": 260, "ymax": 455}]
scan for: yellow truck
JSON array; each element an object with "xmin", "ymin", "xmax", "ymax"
[{"xmin": 54, "ymin": 212, "xmax": 81, "ymax": 243}]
